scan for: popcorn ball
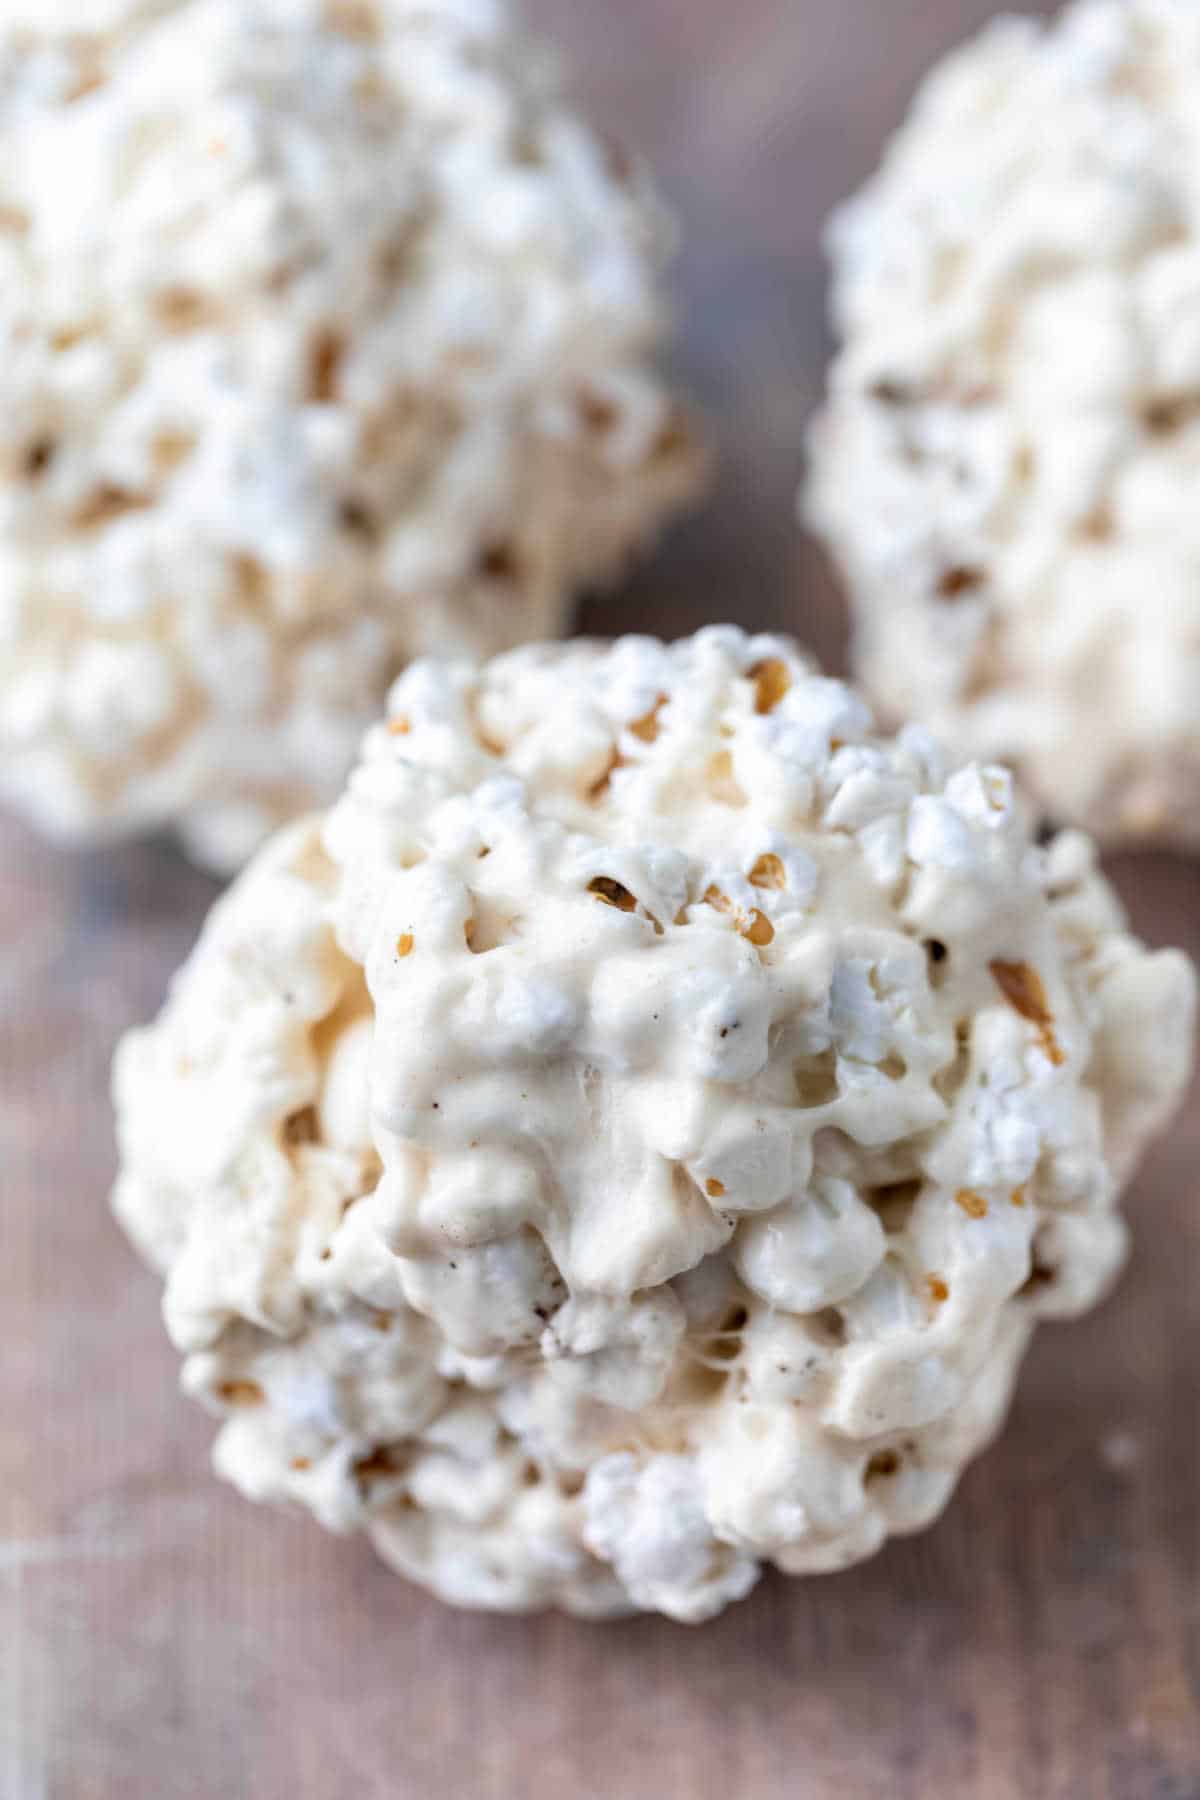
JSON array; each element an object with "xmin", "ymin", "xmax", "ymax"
[
  {"xmin": 805, "ymin": 0, "xmax": 1200, "ymax": 847},
  {"xmin": 112, "ymin": 627, "xmax": 1195, "ymax": 1621},
  {"xmin": 0, "ymin": 0, "xmax": 702, "ymax": 871}
]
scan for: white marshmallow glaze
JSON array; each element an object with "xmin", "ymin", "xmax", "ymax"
[{"xmin": 113, "ymin": 627, "xmax": 1196, "ymax": 1619}]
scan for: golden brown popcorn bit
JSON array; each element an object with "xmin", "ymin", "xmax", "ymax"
[
  {"xmin": 865, "ymin": 1450, "xmax": 900, "ymax": 1482},
  {"xmin": 745, "ymin": 910, "xmax": 775, "ymax": 948},
  {"xmin": 927, "ymin": 1275, "xmax": 949, "ymax": 1304},
  {"xmin": 353, "ymin": 1445, "xmax": 403, "ymax": 1492},
  {"xmin": 232, "ymin": 552, "xmax": 268, "ymax": 603},
  {"xmin": 588, "ymin": 876, "xmax": 637, "ymax": 913},
  {"xmin": 464, "ymin": 909, "xmax": 507, "ymax": 954},
  {"xmin": 1011, "ymin": 1187, "xmax": 1028, "ymax": 1208},
  {"xmin": 650, "ymin": 408, "xmax": 694, "ymax": 464},
  {"xmin": 936, "ymin": 565, "xmax": 986, "ymax": 602},
  {"xmin": 749, "ymin": 853, "xmax": 786, "ymax": 890},
  {"xmin": 218, "ymin": 1380, "xmax": 264, "ymax": 1407},
  {"xmin": 479, "ymin": 542, "xmax": 520, "ymax": 583},
  {"xmin": 750, "ymin": 658, "xmax": 791, "ymax": 714},
  {"xmin": 339, "ymin": 497, "xmax": 378, "ymax": 541},
  {"xmin": 1142, "ymin": 394, "xmax": 1200, "ymax": 436},
  {"xmin": 587, "ymin": 747, "xmax": 625, "ymax": 801},
  {"xmin": 154, "ymin": 286, "xmax": 213, "ymax": 332},
  {"xmin": 396, "ymin": 932, "xmax": 414, "ymax": 958},
  {"xmin": 629, "ymin": 695, "xmax": 668, "ymax": 743},
  {"xmin": 1078, "ymin": 503, "xmax": 1115, "ymax": 544},
  {"xmin": 704, "ymin": 887, "xmax": 774, "ymax": 948},
  {"xmin": 283, "ymin": 1105, "xmax": 319, "ymax": 1145},
  {"xmin": 699, "ymin": 1317, "xmax": 745, "ymax": 1367},
  {"xmin": 71, "ymin": 486, "xmax": 152, "ymax": 530},
  {"xmin": 387, "ymin": 717, "xmax": 410, "ymax": 737},
  {"xmin": 151, "ymin": 430, "xmax": 195, "ymax": 476},
  {"xmin": 989, "ymin": 960, "xmax": 1065, "ymax": 1066},
  {"xmin": 22, "ymin": 437, "xmax": 55, "ymax": 478},
  {"xmin": 308, "ymin": 328, "xmax": 346, "ymax": 403},
  {"xmin": 954, "ymin": 1189, "xmax": 989, "ymax": 1220},
  {"xmin": 575, "ymin": 387, "xmax": 619, "ymax": 434},
  {"xmin": 792, "ymin": 1051, "xmax": 839, "ymax": 1108},
  {"xmin": 65, "ymin": 68, "xmax": 107, "ymax": 105},
  {"xmin": 705, "ymin": 1178, "xmax": 726, "ymax": 1198}
]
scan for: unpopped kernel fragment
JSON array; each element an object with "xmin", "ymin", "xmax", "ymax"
[{"xmin": 112, "ymin": 628, "xmax": 1195, "ymax": 1620}]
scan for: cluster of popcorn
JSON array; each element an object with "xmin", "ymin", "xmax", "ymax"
[
  {"xmin": 0, "ymin": 0, "xmax": 702, "ymax": 870},
  {"xmin": 113, "ymin": 628, "xmax": 1195, "ymax": 1620},
  {"xmin": 806, "ymin": 0, "xmax": 1200, "ymax": 847}
]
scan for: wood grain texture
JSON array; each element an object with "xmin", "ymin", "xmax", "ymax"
[{"xmin": 3, "ymin": 3, "xmax": 1198, "ymax": 1797}]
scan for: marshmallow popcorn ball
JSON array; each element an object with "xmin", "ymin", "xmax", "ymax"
[
  {"xmin": 113, "ymin": 627, "xmax": 1195, "ymax": 1621},
  {"xmin": 0, "ymin": 0, "xmax": 702, "ymax": 871},
  {"xmin": 806, "ymin": 0, "xmax": 1200, "ymax": 847}
]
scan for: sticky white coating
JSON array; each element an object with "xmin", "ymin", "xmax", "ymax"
[
  {"xmin": 112, "ymin": 627, "xmax": 1196, "ymax": 1621},
  {"xmin": 0, "ymin": 0, "xmax": 702, "ymax": 870},
  {"xmin": 806, "ymin": 0, "xmax": 1200, "ymax": 846}
]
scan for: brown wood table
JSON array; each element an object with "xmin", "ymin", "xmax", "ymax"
[{"xmin": 4, "ymin": 2, "xmax": 1198, "ymax": 1795}]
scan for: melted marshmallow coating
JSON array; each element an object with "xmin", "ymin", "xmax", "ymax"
[
  {"xmin": 0, "ymin": 0, "xmax": 702, "ymax": 870},
  {"xmin": 113, "ymin": 628, "xmax": 1196, "ymax": 1621},
  {"xmin": 806, "ymin": 0, "xmax": 1200, "ymax": 846}
]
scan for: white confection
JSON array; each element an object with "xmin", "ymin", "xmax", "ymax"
[
  {"xmin": 0, "ymin": 0, "xmax": 702, "ymax": 870},
  {"xmin": 806, "ymin": 0, "xmax": 1200, "ymax": 846},
  {"xmin": 112, "ymin": 627, "xmax": 1196, "ymax": 1621}
]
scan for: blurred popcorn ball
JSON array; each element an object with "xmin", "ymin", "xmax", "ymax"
[
  {"xmin": 806, "ymin": 0, "xmax": 1200, "ymax": 847},
  {"xmin": 0, "ymin": 0, "xmax": 703, "ymax": 870},
  {"xmin": 113, "ymin": 628, "xmax": 1195, "ymax": 1621}
]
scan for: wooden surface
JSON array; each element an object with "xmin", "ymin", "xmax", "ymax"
[{"xmin": 4, "ymin": 2, "xmax": 1199, "ymax": 1796}]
